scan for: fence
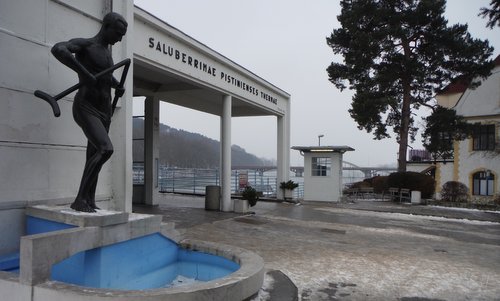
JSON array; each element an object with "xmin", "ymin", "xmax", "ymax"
[
  {"xmin": 159, "ymin": 167, "xmax": 219, "ymax": 194},
  {"xmin": 133, "ymin": 165, "xmax": 304, "ymax": 199}
]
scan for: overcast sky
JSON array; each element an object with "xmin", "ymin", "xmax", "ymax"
[{"xmin": 133, "ymin": 0, "xmax": 500, "ymax": 167}]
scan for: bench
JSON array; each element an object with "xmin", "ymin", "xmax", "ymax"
[
  {"xmin": 387, "ymin": 187, "xmax": 411, "ymax": 203},
  {"xmin": 400, "ymin": 188, "xmax": 411, "ymax": 203},
  {"xmin": 358, "ymin": 187, "xmax": 375, "ymax": 199},
  {"xmin": 346, "ymin": 187, "xmax": 376, "ymax": 199},
  {"xmin": 387, "ymin": 187, "xmax": 399, "ymax": 200},
  {"xmin": 345, "ymin": 187, "xmax": 359, "ymax": 198}
]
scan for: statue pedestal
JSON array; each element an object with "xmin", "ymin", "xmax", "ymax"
[
  {"xmin": 0, "ymin": 204, "xmax": 264, "ymax": 301},
  {"xmin": 26, "ymin": 205, "xmax": 130, "ymax": 228},
  {"xmin": 20, "ymin": 205, "xmax": 163, "ymax": 285}
]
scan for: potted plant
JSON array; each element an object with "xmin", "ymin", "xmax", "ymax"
[
  {"xmin": 280, "ymin": 180, "xmax": 299, "ymax": 200},
  {"xmin": 235, "ymin": 186, "xmax": 259, "ymax": 213}
]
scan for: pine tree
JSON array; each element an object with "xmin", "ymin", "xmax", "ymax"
[
  {"xmin": 421, "ymin": 106, "xmax": 473, "ymax": 162},
  {"xmin": 480, "ymin": 0, "xmax": 500, "ymax": 28},
  {"xmin": 326, "ymin": 0, "xmax": 493, "ymax": 171}
]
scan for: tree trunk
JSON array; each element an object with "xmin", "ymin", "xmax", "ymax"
[
  {"xmin": 398, "ymin": 80, "xmax": 411, "ymax": 172},
  {"xmin": 398, "ymin": 40, "xmax": 414, "ymax": 172}
]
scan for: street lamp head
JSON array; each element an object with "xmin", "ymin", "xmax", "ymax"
[{"xmin": 318, "ymin": 134, "xmax": 324, "ymax": 146}]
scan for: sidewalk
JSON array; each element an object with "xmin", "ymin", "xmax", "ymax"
[
  {"xmin": 133, "ymin": 193, "xmax": 500, "ymax": 300},
  {"xmin": 326, "ymin": 199, "xmax": 500, "ymax": 223}
]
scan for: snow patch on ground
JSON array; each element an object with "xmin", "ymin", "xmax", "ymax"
[
  {"xmin": 403, "ymin": 213, "xmax": 500, "ymax": 225},
  {"xmin": 249, "ymin": 272, "xmax": 274, "ymax": 301},
  {"xmin": 59, "ymin": 209, "xmax": 119, "ymax": 216},
  {"xmin": 163, "ymin": 275, "xmax": 200, "ymax": 288},
  {"xmin": 315, "ymin": 207, "xmax": 500, "ymax": 225},
  {"xmin": 429, "ymin": 205, "xmax": 500, "ymax": 214}
]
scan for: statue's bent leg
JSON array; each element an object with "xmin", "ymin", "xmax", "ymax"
[
  {"xmin": 73, "ymin": 109, "xmax": 113, "ymax": 212},
  {"xmin": 85, "ymin": 143, "xmax": 103, "ymax": 210}
]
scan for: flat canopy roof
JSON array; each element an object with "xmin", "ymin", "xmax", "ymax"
[
  {"xmin": 133, "ymin": 6, "xmax": 290, "ymax": 117},
  {"xmin": 291, "ymin": 146, "xmax": 355, "ymax": 153}
]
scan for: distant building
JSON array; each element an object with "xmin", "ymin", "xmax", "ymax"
[{"xmin": 408, "ymin": 55, "xmax": 500, "ymax": 201}]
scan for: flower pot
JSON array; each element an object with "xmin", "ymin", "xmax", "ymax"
[
  {"xmin": 284, "ymin": 189, "xmax": 293, "ymax": 200},
  {"xmin": 234, "ymin": 199, "xmax": 249, "ymax": 213}
]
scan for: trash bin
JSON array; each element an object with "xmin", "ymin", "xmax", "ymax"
[
  {"xmin": 205, "ymin": 185, "xmax": 221, "ymax": 210},
  {"xmin": 411, "ymin": 190, "xmax": 421, "ymax": 204}
]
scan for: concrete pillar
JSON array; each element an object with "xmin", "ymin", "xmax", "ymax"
[
  {"xmin": 110, "ymin": 0, "xmax": 134, "ymax": 212},
  {"xmin": 338, "ymin": 154, "xmax": 344, "ymax": 199},
  {"xmin": 144, "ymin": 96, "xmax": 160, "ymax": 205},
  {"xmin": 276, "ymin": 99, "xmax": 291, "ymax": 199},
  {"xmin": 220, "ymin": 95, "xmax": 232, "ymax": 212}
]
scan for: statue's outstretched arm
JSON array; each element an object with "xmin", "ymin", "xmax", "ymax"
[{"xmin": 51, "ymin": 38, "xmax": 95, "ymax": 84}]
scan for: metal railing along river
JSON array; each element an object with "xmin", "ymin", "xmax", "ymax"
[{"xmin": 133, "ymin": 165, "xmax": 304, "ymax": 199}]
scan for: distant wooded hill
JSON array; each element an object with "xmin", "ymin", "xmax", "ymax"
[{"xmin": 133, "ymin": 118, "xmax": 275, "ymax": 168}]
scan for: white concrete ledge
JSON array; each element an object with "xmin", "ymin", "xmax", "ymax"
[
  {"xmin": 0, "ymin": 196, "xmax": 110, "ymax": 210},
  {"xmin": 26, "ymin": 205, "xmax": 129, "ymax": 227},
  {"xmin": 160, "ymin": 222, "xmax": 181, "ymax": 243},
  {"xmin": 10, "ymin": 206, "xmax": 264, "ymax": 300},
  {"xmin": 31, "ymin": 239, "xmax": 264, "ymax": 301},
  {"xmin": 0, "ymin": 271, "xmax": 32, "ymax": 301},
  {"xmin": 5, "ymin": 238, "xmax": 264, "ymax": 301},
  {"xmin": 20, "ymin": 210, "xmax": 161, "ymax": 285}
]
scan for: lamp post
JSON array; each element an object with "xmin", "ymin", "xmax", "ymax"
[{"xmin": 318, "ymin": 134, "xmax": 324, "ymax": 146}]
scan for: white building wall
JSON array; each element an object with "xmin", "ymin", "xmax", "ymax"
[
  {"xmin": 109, "ymin": 0, "xmax": 134, "ymax": 212},
  {"xmin": 303, "ymin": 152, "xmax": 343, "ymax": 202},
  {"xmin": 0, "ymin": 0, "xmax": 132, "ymax": 253},
  {"xmin": 453, "ymin": 63, "xmax": 500, "ymax": 199},
  {"xmin": 456, "ymin": 128, "xmax": 500, "ymax": 199},
  {"xmin": 437, "ymin": 162, "xmax": 454, "ymax": 186},
  {"xmin": 415, "ymin": 127, "xmax": 500, "ymax": 200},
  {"xmin": 406, "ymin": 164, "xmax": 432, "ymax": 173},
  {"xmin": 433, "ymin": 162, "xmax": 454, "ymax": 199},
  {"xmin": 424, "ymin": 61, "xmax": 500, "ymax": 201},
  {"xmin": 454, "ymin": 67, "xmax": 500, "ymax": 117}
]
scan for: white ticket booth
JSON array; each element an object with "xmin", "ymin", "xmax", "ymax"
[{"xmin": 292, "ymin": 146, "xmax": 354, "ymax": 202}]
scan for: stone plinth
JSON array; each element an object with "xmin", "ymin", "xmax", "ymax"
[
  {"xmin": 21, "ymin": 206, "xmax": 162, "ymax": 285},
  {"xmin": 1, "ymin": 205, "xmax": 265, "ymax": 301},
  {"xmin": 26, "ymin": 205, "xmax": 129, "ymax": 227}
]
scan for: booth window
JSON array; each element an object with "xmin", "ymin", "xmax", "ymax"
[
  {"xmin": 472, "ymin": 124, "xmax": 495, "ymax": 151},
  {"xmin": 312, "ymin": 157, "xmax": 331, "ymax": 176},
  {"xmin": 472, "ymin": 171, "xmax": 494, "ymax": 196}
]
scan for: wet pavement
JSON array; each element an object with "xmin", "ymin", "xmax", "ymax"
[{"xmin": 133, "ymin": 194, "xmax": 500, "ymax": 301}]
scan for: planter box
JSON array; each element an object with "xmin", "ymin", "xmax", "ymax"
[
  {"xmin": 284, "ymin": 189, "xmax": 293, "ymax": 200},
  {"xmin": 234, "ymin": 199, "xmax": 249, "ymax": 213},
  {"xmin": 411, "ymin": 190, "xmax": 421, "ymax": 204}
]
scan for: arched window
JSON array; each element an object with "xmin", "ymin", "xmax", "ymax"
[{"xmin": 472, "ymin": 171, "xmax": 494, "ymax": 196}]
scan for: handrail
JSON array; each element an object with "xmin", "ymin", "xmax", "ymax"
[{"xmin": 132, "ymin": 166, "xmax": 304, "ymax": 199}]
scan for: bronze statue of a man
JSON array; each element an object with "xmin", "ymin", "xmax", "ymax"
[{"xmin": 51, "ymin": 12, "xmax": 128, "ymax": 212}]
